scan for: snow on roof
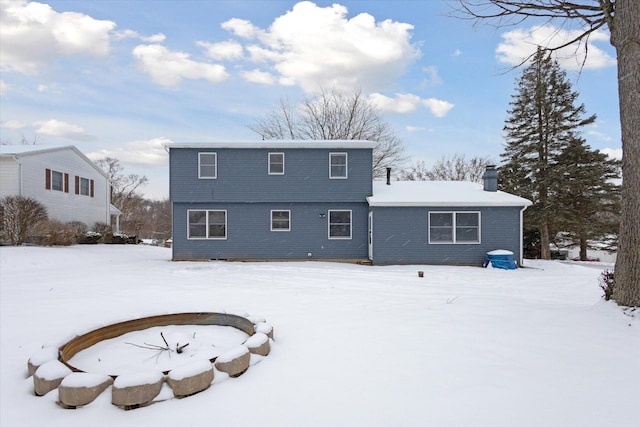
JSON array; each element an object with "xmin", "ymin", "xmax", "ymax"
[
  {"xmin": 0, "ymin": 144, "xmax": 109, "ymax": 179},
  {"xmin": 168, "ymin": 140, "xmax": 375, "ymax": 149},
  {"xmin": 367, "ymin": 180, "xmax": 532, "ymax": 207},
  {"xmin": 0, "ymin": 144, "xmax": 77, "ymax": 156}
]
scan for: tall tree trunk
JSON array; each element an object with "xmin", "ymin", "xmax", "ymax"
[
  {"xmin": 612, "ymin": 0, "xmax": 640, "ymax": 306},
  {"xmin": 540, "ymin": 221, "xmax": 550, "ymax": 259},
  {"xmin": 580, "ymin": 238, "xmax": 588, "ymax": 262}
]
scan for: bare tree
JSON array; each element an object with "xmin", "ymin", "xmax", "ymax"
[
  {"xmin": 402, "ymin": 154, "xmax": 495, "ymax": 182},
  {"xmin": 249, "ymin": 88, "xmax": 407, "ymax": 178},
  {"xmin": 0, "ymin": 196, "xmax": 48, "ymax": 245},
  {"xmin": 94, "ymin": 157, "xmax": 148, "ymax": 234},
  {"xmin": 1, "ymin": 134, "xmax": 39, "ymax": 146},
  {"xmin": 454, "ymin": 0, "xmax": 640, "ymax": 307}
]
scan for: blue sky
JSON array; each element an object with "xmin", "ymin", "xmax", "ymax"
[{"xmin": 0, "ymin": 0, "xmax": 621, "ymax": 199}]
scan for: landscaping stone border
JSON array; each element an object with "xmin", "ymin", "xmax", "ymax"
[{"xmin": 26, "ymin": 312, "xmax": 274, "ymax": 410}]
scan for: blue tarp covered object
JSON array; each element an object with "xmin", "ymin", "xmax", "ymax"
[{"xmin": 484, "ymin": 250, "xmax": 517, "ymax": 270}]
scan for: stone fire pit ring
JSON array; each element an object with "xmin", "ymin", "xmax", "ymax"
[{"xmin": 28, "ymin": 312, "xmax": 274, "ymax": 409}]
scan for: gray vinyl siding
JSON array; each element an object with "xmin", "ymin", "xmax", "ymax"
[
  {"xmin": 172, "ymin": 202, "xmax": 369, "ymax": 260},
  {"xmin": 169, "ymin": 147, "xmax": 372, "ymax": 203},
  {"xmin": 370, "ymin": 206, "xmax": 523, "ymax": 265}
]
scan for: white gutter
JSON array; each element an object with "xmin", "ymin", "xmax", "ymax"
[{"xmin": 520, "ymin": 205, "xmax": 529, "ymax": 266}]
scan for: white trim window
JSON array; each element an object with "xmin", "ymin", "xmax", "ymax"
[
  {"xmin": 328, "ymin": 210, "xmax": 352, "ymax": 239},
  {"xmin": 268, "ymin": 152, "xmax": 285, "ymax": 175},
  {"xmin": 429, "ymin": 211, "xmax": 481, "ymax": 244},
  {"xmin": 188, "ymin": 209, "xmax": 227, "ymax": 239},
  {"xmin": 79, "ymin": 177, "xmax": 90, "ymax": 196},
  {"xmin": 198, "ymin": 153, "xmax": 217, "ymax": 179},
  {"xmin": 329, "ymin": 153, "xmax": 348, "ymax": 179},
  {"xmin": 271, "ymin": 210, "xmax": 290, "ymax": 231},
  {"xmin": 51, "ymin": 170, "xmax": 64, "ymax": 191}
]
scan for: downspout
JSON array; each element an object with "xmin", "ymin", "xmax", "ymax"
[
  {"xmin": 519, "ymin": 205, "xmax": 528, "ymax": 266},
  {"xmin": 15, "ymin": 155, "xmax": 23, "ymax": 195}
]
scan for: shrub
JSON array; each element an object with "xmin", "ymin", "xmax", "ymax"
[
  {"xmin": 92, "ymin": 222, "xmax": 112, "ymax": 236},
  {"xmin": 77, "ymin": 231, "xmax": 102, "ymax": 244},
  {"xmin": 0, "ymin": 196, "xmax": 48, "ymax": 245},
  {"xmin": 103, "ymin": 232, "xmax": 128, "ymax": 244},
  {"xmin": 30, "ymin": 220, "xmax": 76, "ymax": 246},
  {"xmin": 599, "ymin": 270, "xmax": 615, "ymax": 301}
]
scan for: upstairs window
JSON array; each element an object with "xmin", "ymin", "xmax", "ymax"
[
  {"xmin": 429, "ymin": 212, "xmax": 480, "ymax": 244},
  {"xmin": 199, "ymin": 153, "xmax": 217, "ymax": 179},
  {"xmin": 269, "ymin": 153, "xmax": 285, "ymax": 175},
  {"xmin": 46, "ymin": 169, "xmax": 69, "ymax": 193},
  {"xmin": 329, "ymin": 153, "xmax": 348, "ymax": 179},
  {"xmin": 75, "ymin": 176, "xmax": 94, "ymax": 197},
  {"xmin": 328, "ymin": 210, "xmax": 351, "ymax": 239},
  {"xmin": 271, "ymin": 210, "xmax": 290, "ymax": 231},
  {"xmin": 52, "ymin": 171, "xmax": 64, "ymax": 191}
]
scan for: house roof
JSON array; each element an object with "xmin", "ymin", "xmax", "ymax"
[
  {"xmin": 167, "ymin": 140, "xmax": 376, "ymax": 149},
  {"xmin": 367, "ymin": 180, "xmax": 532, "ymax": 207},
  {"xmin": 0, "ymin": 144, "xmax": 109, "ymax": 179}
]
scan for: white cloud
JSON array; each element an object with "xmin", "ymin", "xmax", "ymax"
[
  {"xmin": 197, "ymin": 40, "xmax": 244, "ymax": 61},
  {"xmin": 369, "ymin": 93, "xmax": 421, "ymax": 114},
  {"xmin": 601, "ymin": 147, "xmax": 622, "ymax": 160},
  {"xmin": 406, "ymin": 126, "xmax": 426, "ymax": 132},
  {"xmin": 452, "ymin": 49, "xmax": 462, "ymax": 57},
  {"xmin": 0, "ymin": 79, "xmax": 8, "ymax": 96},
  {"xmin": 221, "ymin": 18, "xmax": 262, "ymax": 39},
  {"xmin": 143, "ymin": 33, "xmax": 167, "ymax": 43},
  {"xmin": 588, "ymin": 129, "xmax": 613, "ymax": 142},
  {"xmin": 86, "ymin": 137, "xmax": 171, "ymax": 166},
  {"xmin": 497, "ymin": 25, "xmax": 616, "ymax": 71},
  {"xmin": 0, "ymin": 0, "xmax": 115, "ymax": 75},
  {"xmin": 223, "ymin": 1, "xmax": 419, "ymax": 93},
  {"xmin": 114, "ymin": 29, "xmax": 166, "ymax": 43},
  {"xmin": 1, "ymin": 120, "xmax": 27, "ymax": 129},
  {"xmin": 422, "ymin": 66, "xmax": 442, "ymax": 87},
  {"xmin": 422, "ymin": 98, "xmax": 454, "ymax": 118},
  {"xmin": 241, "ymin": 69, "xmax": 277, "ymax": 85},
  {"xmin": 132, "ymin": 44, "xmax": 229, "ymax": 87},
  {"xmin": 368, "ymin": 93, "xmax": 454, "ymax": 117},
  {"xmin": 34, "ymin": 119, "xmax": 95, "ymax": 141}
]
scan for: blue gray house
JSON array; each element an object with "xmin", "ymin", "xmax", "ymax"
[{"xmin": 168, "ymin": 141, "xmax": 531, "ymax": 265}]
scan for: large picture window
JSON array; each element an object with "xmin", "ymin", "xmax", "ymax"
[
  {"xmin": 429, "ymin": 212, "xmax": 480, "ymax": 244},
  {"xmin": 199, "ymin": 153, "xmax": 217, "ymax": 179},
  {"xmin": 271, "ymin": 210, "xmax": 290, "ymax": 231},
  {"xmin": 328, "ymin": 210, "xmax": 351, "ymax": 239},
  {"xmin": 188, "ymin": 210, "xmax": 226, "ymax": 239},
  {"xmin": 329, "ymin": 153, "xmax": 347, "ymax": 179},
  {"xmin": 268, "ymin": 153, "xmax": 285, "ymax": 175}
]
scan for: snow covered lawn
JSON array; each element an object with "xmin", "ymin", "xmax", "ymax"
[{"xmin": 1, "ymin": 245, "xmax": 638, "ymax": 427}]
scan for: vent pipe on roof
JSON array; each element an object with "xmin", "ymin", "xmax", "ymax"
[
  {"xmin": 386, "ymin": 167, "xmax": 391, "ymax": 185},
  {"xmin": 482, "ymin": 165, "xmax": 498, "ymax": 192}
]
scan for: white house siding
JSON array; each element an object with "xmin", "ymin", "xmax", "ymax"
[
  {"xmin": 0, "ymin": 147, "xmax": 110, "ymax": 227},
  {"xmin": 0, "ymin": 157, "xmax": 20, "ymax": 196}
]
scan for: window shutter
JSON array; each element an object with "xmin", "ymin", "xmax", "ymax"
[
  {"xmin": 75, "ymin": 176, "xmax": 80, "ymax": 194},
  {"xmin": 64, "ymin": 173, "xmax": 69, "ymax": 193},
  {"xmin": 90, "ymin": 180, "xmax": 94, "ymax": 197},
  {"xmin": 45, "ymin": 169, "xmax": 51, "ymax": 189}
]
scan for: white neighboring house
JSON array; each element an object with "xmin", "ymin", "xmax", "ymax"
[{"xmin": 0, "ymin": 145, "xmax": 120, "ymax": 232}]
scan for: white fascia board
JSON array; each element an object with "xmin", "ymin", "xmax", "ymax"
[
  {"xmin": 167, "ymin": 140, "xmax": 376, "ymax": 150},
  {"xmin": 367, "ymin": 200, "xmax": 533, "ymax": 207}
]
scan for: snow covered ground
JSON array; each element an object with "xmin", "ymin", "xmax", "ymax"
[{"xmin": 1, "ymin": 245, "xmax": 638, "ymax": 427}]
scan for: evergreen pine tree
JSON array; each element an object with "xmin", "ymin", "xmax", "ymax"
[
  {"xmin": 500, "ymin": 48, "xmax": 596, "ymax": 259},
  {"xmin": 554, "ymin": 139, "xmax": 621, "ymax": 260}
]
